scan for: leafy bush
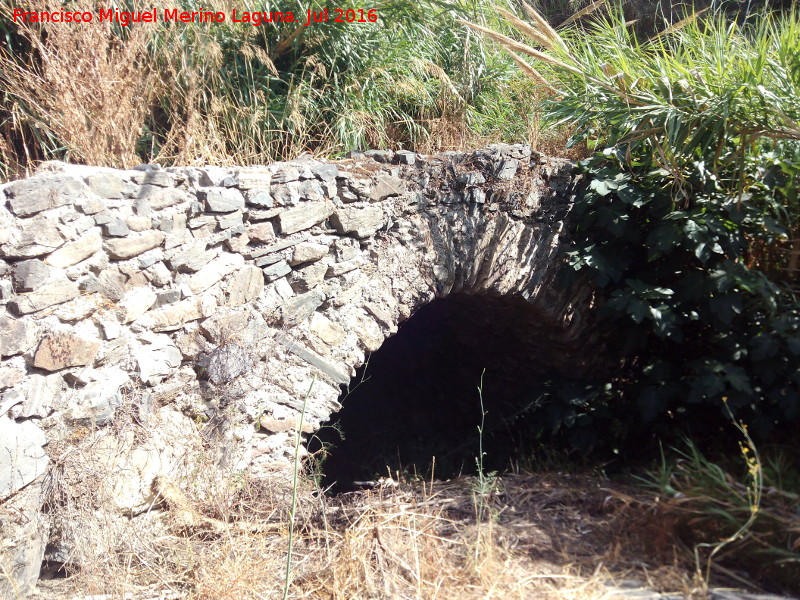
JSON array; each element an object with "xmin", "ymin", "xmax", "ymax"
[{"xmin": 466, "ymin": 2, "xmax": 800, "ymax": 448}]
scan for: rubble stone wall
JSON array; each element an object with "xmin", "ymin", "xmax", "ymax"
[{"xmin": 0, "ymin": 144, "xmax": 590, "ymax": 595}]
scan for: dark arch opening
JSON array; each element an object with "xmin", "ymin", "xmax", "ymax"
[{"xmin": 308, "ymin": 293, "xmax": 593, "ymax": 493}]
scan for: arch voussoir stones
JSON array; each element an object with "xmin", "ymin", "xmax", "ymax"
[{"xmin": 0, "ymin": 144, "xmax": 599, "ymax": 595}]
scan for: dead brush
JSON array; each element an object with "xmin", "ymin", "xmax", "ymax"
[
  {"xmin": 0, "ymin": 0, "xmax": 162, "ymax": 168},
  {"xmin": 34, "ymin": 462, "xmax": 718, "ymax": 600}
]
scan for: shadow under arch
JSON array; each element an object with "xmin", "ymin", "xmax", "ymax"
[{"xmin": 308, "ymin": 292, "xmax": 600, "ymax": 493}]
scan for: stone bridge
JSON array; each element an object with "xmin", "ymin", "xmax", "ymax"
[{"xmin": 0, "ymin": 144, "xmax": 598, "ymax": 594}]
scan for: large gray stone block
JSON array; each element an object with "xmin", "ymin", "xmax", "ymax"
[
  {"xmin": 12, "ymin": 259, "xmax": 51, "ymax": 292},
  {"xmin": 8, "ymin": 278, "xmax": 80, "ymax": 315},
  {"xmin": 5, "ymin": 175, "xmax": 90, "ymax": 217}
]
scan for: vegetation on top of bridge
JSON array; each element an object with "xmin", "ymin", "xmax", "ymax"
[
  {"xmin": 0, "ymin": 0, "xmax": 552, "ymax": 181},
  {"xmin": 465, "ymin": 0, "xmax": 800, "ymax": 447}
]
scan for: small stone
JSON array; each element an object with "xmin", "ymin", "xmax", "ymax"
[
  {"xmin": 188, "ymin": 252, "xmax": 245, "ymax": 294},
  {"xmin": 147, "ymin": 262, "xmax": 172, "ymax": 287},
  {"xmin": 248, "ymin": 222, "xmax": 276, "ymax": 244},
  {"xmin": 370, "ymin": 175, "xmax": 404, "ymax": 200},
  {"xmin": 217, "ymin": 210, "xmax": 243, "ymax": 230},
  {"xmin": 46, "ymin": 227, "xmax": 102, "ymax": 268},
  {"xmin": 271, "ymin": 182, "xmax": 302, "ymax": 206},
  {"xmin": 236, "ymin": 170, "xmax": 272, "ymax": 190},
  {"xmin": 189, "ymin": 215, "xmax": 216, "ymax": 229},
  {"xmin": 136, "ymin": 333, "xmax": 182, "ymax": 385},
  {"xmin": 9, "ymin": 279, "xmax": 80, "ymax": 315},
  {"xmin": 134, "ymin": 199, "xmax": 153, "ymax": 216},
  {"xmin": 271, "ymin": 166, "xmax": 300, "ymax": 184},
  {"xmin": 363, "ymin": 149, "xmax": 394, "ymax": 163},
  {"xmin": 154, "ymin": 289, "xmax": 181, "ymax": 308},
  {"xmin": 78, "ymin": 274, "xmax": 101, "ymax": 293},
  {"xmin": 226, "ymin": 232, "xmax": 250, "ymax": 254},
  {"xmin": 226, "ymin": 265, "xmax": 264, "ymax": 306},
  {"xmin": 12, "ymin": 259, "xmax": 51, "ymax": 292},
  {"xmin": 102, "ymin": 218, "xmax": 130, "ymax": 237},
  {"xmin": 76, "ymin": 195, "xmax": 106, "ymax": 215},
  {"xmin": 279, "ymin": 288, "xmax": 326, "ymax": 324},
  {"xmin": 20, "ymin": 372, "xmax": 65, "ymax": 418},
  {"xmin": 141, "ymin": 186, "xmax": 189, "ymax": 210},
  {"xmin": 197, "ymin": 344, "xmax": 249, "ymax": 385},
  {"xmin": 99, "ymin": 320, "xmax": 122, "ymax": 340},
  {"xmin": 0, "ymin": 360, "xmax": 24, "ymax": 390},
  {"xmin": 138, "ymin": 250, "xmax": 163, "ymax": 269},
  {"xmin": 0, "ymin": 316, "xmax": 36, "ymax": 357},
  {"xmin": 136, "ymin": 297, "xmax": 204, "ymax": 331},
  {"xmin": 254, "ymin": 254, "xmax": 283, "ymax": 268},
  {"xmin": 98, "ymin": 270, "xmax": 126, "ymax": 301},
  {"xmin": 54, "ymin": 297, "xmax": 97, "ymax": 322},
  {"xmin": 245, "ymin": 190, "xmax": 274, "ymax": 208},
  {"xmin": 120, "ymin": 287, "xmax": 158, "ymax": 323},
  {"xmin": 309, "ymin": 312, "xmax": 346, "ymax": 346},
  {"xmin": 277, "ymin": 201, "xmax": 334, "ymax": 235},
  {"xmin": 126, "ymin": 215, "xmax": 152, "ymax": 231},
  {"xmin": 299, "ymin": 180, "xmax": 325, "ymax": 201},
  {"xmin": 290, "ymin": 262, "xmax": 327, "ymax": 293},
  {"xmin": 394, "ymin": 150, "xmax": 416, "ymax": 165},
  {"xmin": 496, "ymin": 158, "xmax": 518, "ymax": 180},
  {"xmin": 202, "ymin": 188, "xmax": 245, "ymax": 213},
  {"xmin": 263, "ymin": 260, "xmax": 291, "ymax": 282},
  {"xmin": 330, "ymin": 206, "xmax": 386, "ymax": 238},
  {"xmin": 92, "ymin": 210, "xmax": 114, "ymax": 225},
  {"xmin": 165, "ymin": 241, "xmax": 216, "ymax": 273},
  {"xmin": 66, "ymin": 368, "xmax": 128, "ymax": 425},
  {"xmin": 33, "ymin": 332, "xmax": 99, "ymax": 371},
  {"xmin": 458, "ymin": 171, "xmax": 486, "ymax": 186},
  {"xmin": 131, "ymin": 171, "xmax": 174, "ymax": 187},
  {"xmin": 104, "ymin": 230, "xmax": 165, "ymax": 259},
  {"xmin": 468, "ymin": 188, "xmax": 486, "ymax": 203},
  {"xmin": 248, "ymin": 208, "xmax": 283, "ymax": 221},
  {"xmin": 311, "ymin": 163, "xmax": 339, "ymax": 181},
  {"xmin": 333, "ymin": 237, "xmax": 360, "ymax": 261},
  {"xmin": 291, "ymin": 242, "xmax": 329, "ymax": 265},
  {"xmin": 327, "ymin": 257, "xmax": 365, "ymax": 277}
]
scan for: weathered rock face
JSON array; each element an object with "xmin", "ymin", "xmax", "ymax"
[{"xmin": 0, "ymin": 144, "xmax": 599, "ymax": 596}]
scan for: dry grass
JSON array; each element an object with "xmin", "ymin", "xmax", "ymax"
[
  {"xmin": 0, "ymin": 0, "xmax": 162, "ymax": 169},
  {"xmin": 32, "ymin": 458, "xmax": 716, "ymax": 600}
]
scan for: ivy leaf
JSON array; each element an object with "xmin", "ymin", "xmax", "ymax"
[
  {"xmin": 750, "ymin": 333, "xmax": 779, "ymax": 361},
  {"xmin": 724, "ymin": 365, "xmax": 753, "ymax": 394},
  {"xmin": 638, "ymin": 387, "xmax": 668, "ymax": 422},
  {"xmin": 590, "ymin": 179, "xmax": 613, "ymax": 196}
]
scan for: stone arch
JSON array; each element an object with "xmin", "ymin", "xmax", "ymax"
[{"xmin": 0, "ymin": 143, "xmax": 601, "ymax": 594}]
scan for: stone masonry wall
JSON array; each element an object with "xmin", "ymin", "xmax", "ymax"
[{"xmin": 0, "ymin": 144, "xmax": 591, "ymax": 595}]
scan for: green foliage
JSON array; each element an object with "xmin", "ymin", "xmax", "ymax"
[
  {"xmin": 473, "ymin": 1, "xmax": 800, "ymax": 449},
  {"xmin": 553, "ymin": 8, "xmax": 800, "ymax": 438}
]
